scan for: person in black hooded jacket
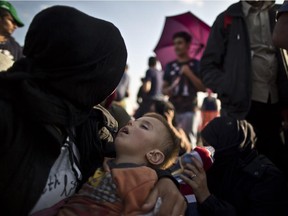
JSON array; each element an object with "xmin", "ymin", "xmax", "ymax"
[
  {"xmin": 200, "ymin": 1, "xmax": 288, "ymax": 178},
  {"xmin": 0, "ymin": 6, "xmax": 186, "ymax": 216},
  {"xmin": 180, "ymin": 117, "xmax": 288, "ymax": 216}
]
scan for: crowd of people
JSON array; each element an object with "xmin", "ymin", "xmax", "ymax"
[{"xmin": 0, "ymin": 0, "xmax": 288, "ymax": 216}]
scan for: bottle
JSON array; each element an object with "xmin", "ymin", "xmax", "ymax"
[{"xmin": 170, "ymin": 146, "xmax": 215, "ymax": 183}]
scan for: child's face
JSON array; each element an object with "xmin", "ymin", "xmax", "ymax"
[{"xmin": 115, "ymin": 116, "xmax": 166, "ymax": 160}]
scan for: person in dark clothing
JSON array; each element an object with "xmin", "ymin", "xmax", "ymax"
[
  {"xmin": 0, "ymin": 1, "xmax": 24, "ymax": 65},
  {"xmin": 200, "ymin": 0, "xmax": 288, "ymax": 177},
  {"xmin": 181, "ymin": 117, "xmax": 288, "ymax": 216},
  {"xmin": 273, "ymin": 1, "xmax": 288, "ymax": 149},
  {"xmin": 201, "ymin": 89, "xmax": 218, "ymax": 112},
  {"xmin": 136, "ymin": 77, "xmax": 146, "ymax": 105},
  {"xmin": 0, "ymin": 6, "xmax": 186, "ymax": 216},
  {"xmin": 143, "ymin": 57, "xmax": 163, "ymax": 99},
  {"xmin": 201, "ymin": 89, "xmax": 219, "ymax": 130},
  {"xmin": 163, "ymin": 31, "xmax": 206, "ymax": 147},
  {"xmin": 134, "ymin": 57, "xmax": 163, "ymax": 118},
  {"xmin": 273, "ymin": 1, "xmax": 288, "ymax": 50}
]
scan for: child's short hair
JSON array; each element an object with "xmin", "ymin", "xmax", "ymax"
[{"xmin": 144, "ymin": 113, "xmax": 180, "ymax": 169}]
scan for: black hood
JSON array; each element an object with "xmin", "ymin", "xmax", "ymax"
[
  {"xmin": 201, "ymin": 116, "xmax": 256, "ymax": 161},
  {"xmin": 1, "ymin": 5, "xmax": 127, "ymax": 126}
]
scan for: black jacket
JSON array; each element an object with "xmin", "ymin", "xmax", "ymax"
[
  {"xmin": 200, "ymin": 2, "xmax": 288, "ymax": 119},
  {"xmin": 198, "ymin": 155, "xmax": 288, "ymax": 216},
  {"xmin": 0, "ymin": 99, "xmax": 64, "ymax": 215},
  {"xmin": 0, "ymin": 100, "xmax": 114, "ymax": 215}
]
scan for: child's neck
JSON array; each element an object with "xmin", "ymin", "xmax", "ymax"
[{"xmin": 114, "ymin": 155, "xmax": 147, "ymax": 166}]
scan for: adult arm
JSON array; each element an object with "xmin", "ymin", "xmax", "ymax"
[
  {"xmin": 200, "ymin": 13, "xmax": 226, "ymax": 94},
  {"xmin": 141, "ymin": 178, "xmax": 186, "ymax": 215},
  {"xmin": 162, "ymin": 80, "xmax": 173, "ymax": 96},
  {"xmin": 181, "ymin": 65, "xmax": 206, "ymax": 92},
  {"xmin": 143, "ymin": 81, "xmax": 151, "ymax": 93},
  {"xmin": 162, "ymin": 79, "xmax": 182, "ymax": 96},
  {"xmin": 162, "ymin": 63, "xmax": 181, "ymax": 96},
  {"xmin": 273, "ymin": 1, "xmax": 288, "ymax": 50}
]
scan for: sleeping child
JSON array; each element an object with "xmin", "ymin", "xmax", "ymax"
[{"xmin": 57, "ymin": 113, "xmax": 180, "ymax": 216}]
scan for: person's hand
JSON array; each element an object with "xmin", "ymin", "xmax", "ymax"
[
  {"xmin": 180, "ymin": 157, "xmax": 211, "ymax": 204},
  {"xmin": 141, "ymin": 178, "xmax": 187, "ymax": 216},
  {"xmin": 103, "ymin": 157, "xmax": 114, "ymax": 172},
  {"xmin": 164, "ymin": 110, "xmax": 174, "ymax": 126},
  {"xmin": 180, "ymin": 64, "xmax": 191, "ymax": 76},
  {"xmin": 171, "ymin": 76, "xmax": 181, "ymax": 89}
]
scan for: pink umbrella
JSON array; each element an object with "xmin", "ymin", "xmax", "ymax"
[{"xmin": 154, "ymin": 12, "xmax": 211, "ymax": 69}]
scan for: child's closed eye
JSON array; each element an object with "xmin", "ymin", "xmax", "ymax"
[{"xmin": 140, "ymin": 124, "xmax": 149, "ymax": 130}]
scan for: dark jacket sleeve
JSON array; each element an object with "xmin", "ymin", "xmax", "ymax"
[
  {"xmin": 200, "ymin": 13, "xmax": 226, "ymax": 94},
  {"xmin": 246, "ymin": 167, "xmax": 288, "ymax": 216},
  {"xmin": 155, "ymin": 169, "xmax": 179, "ymax": 188},
  {"xmin": 198, "ymin": 195, "xmax": 237, "ymax": 216}
]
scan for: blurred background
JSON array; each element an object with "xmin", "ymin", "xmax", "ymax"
[{"xmin": 11, "ymin": 0, "xmax": 282, "ymax": 114}]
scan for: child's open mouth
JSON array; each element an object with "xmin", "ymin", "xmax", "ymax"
[{"xmin": 119, "ymin": 127, "xmax": 129, "ymax": 135}]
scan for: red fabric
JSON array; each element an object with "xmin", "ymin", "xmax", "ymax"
[
  {"xmin": 201, "ymin": 111, "xmax": 219, "ymax": 130},
  {"xmin": 224, "ymin": 15, "xmax": 233, "ymax": 29},
  {"xmin": 193, "ymin": 147, "xmax": 213, "ymax": 171},
  {"xmin": 180, "ymin": 183, "xmax": 194, "ymax": 196}
]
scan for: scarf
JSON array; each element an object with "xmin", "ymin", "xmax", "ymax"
[{"xmin": 201, "ymin": 117, "xmax": 257, "ymax": 198}]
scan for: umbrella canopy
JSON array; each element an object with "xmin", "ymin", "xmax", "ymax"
[{"xmin": 154, "ymin": 11, "xmax": 210, "ymax": 69}]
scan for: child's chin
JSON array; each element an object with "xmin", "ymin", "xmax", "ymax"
[{"xmin": 114, "ymin": 137, "xmax": 126, "ymax": 146}]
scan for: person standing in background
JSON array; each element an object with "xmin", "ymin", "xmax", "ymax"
[
  {"xmin": 201, "ymin": 89, "xmax": 219, "ymax": 130},
  {"xmin": 162, "ymin": 31, "xmax": 206, "ymax": 147},
  {"xmin": 0, "ymin": 0, "xmax": 24, "ymax": 71},
  {"xmin": 136, "ymin": 77, "xmax": 146, "ymax": 105},
  {"xmin": 200, "ymin": 0, "xmax": 288, "ymax": 176},
  {"xmin": 115, "ymin": 64, "xmax": 130, "ymax": 109},
  {"xmin": 273, "ymin": 0, "xmax": 288, "ymax": 151},
  {"xmin": 134, "ymin": 57, "xmax": 163, "ymax": 118}
]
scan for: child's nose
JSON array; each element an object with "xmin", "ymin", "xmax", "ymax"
[{"xmin": 127, "ymin": 120, "xmax": 133, "ymax": 126}]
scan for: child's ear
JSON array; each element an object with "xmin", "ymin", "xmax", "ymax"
[{"xmin": 146, "ymin": 149, "xmax": 165, "ymax": 166}]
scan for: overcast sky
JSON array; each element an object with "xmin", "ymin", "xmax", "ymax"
[{"xmin": 10, "ymin": 0, "xmax": 283, "ymax": 113}]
